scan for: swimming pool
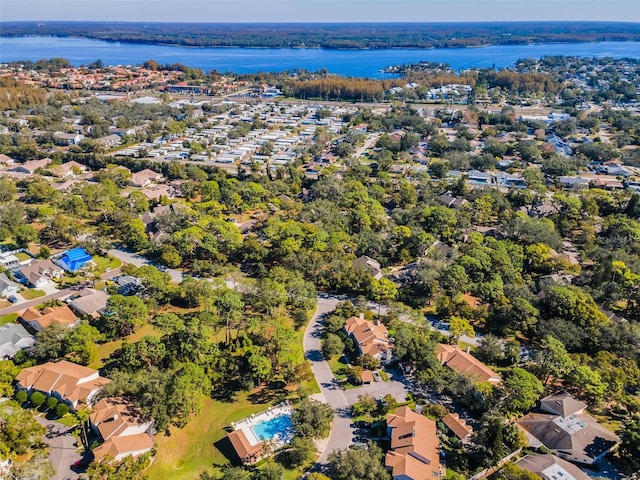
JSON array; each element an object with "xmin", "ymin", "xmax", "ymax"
[{"xmin": 251, "ymin": 414, "xmax": 293, "ymax": 442}]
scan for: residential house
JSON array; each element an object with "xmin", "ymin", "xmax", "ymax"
[
  {"xmin": 19, "ymin": 305, "xmax": 79, "ymax": 332},
  {"xmin": 94, "ymin": 134, "xmax": 121, "ymax": 149},
  {"xmin": 90, "ymin": 397, "xmax": 154, "ymax": 462},
  {"xmin": 512, "ymin": 454, "xmax": 590, "ymax": 480},
  {"xmin": 56, "ymin": 247, "xmax": 93, "ymax": 272},
  {"xmin": 0, "ymin": 273, "xmax": 20, "ymax": 297},
  {"xmin": 15, "ymin": 360, "xmax": 111, "ymax": 408},
  {"xmin": 51, "ymin": 161, "xmax": 88, "ymax": 179},
  {"xmin": 436, "ymin": 344, "xmax": 502, "ymax": 384},
  {"xmin": 517, "ymin": 391, "xmax": 620, "ymax": 465},
  {"xmin": 228, "ymin": 429, "xmax": 265, "ymax": 465},
  {"xmin": 467, "ymin": 169, "xmax": 493, "ymax": 185},
  {"xmin": 68, "ymin": 288, "xmax": 109, "ymax": 318},
  {"xmin": 558, "ymin": 176, "xmax": 590, "ymax": 189},
  {"xmin": 109, "ymin": 127, "xmax": 137, "ymax": 137},
  {"xmin": 442, "ymin": 413, "xmax": 473, "ymax": 441},
  {"xmin": 385, "ymin": 406, "xmax": 442, "ymax": 480},
  {"xmin": 0, "ymin": 154, "xmax": 15, "ymax": 167},
  {"xmin": 115, "ymin": 276, "xmax": 142, "ymax": 296},
  {"xmin": 11, "ymin": 158, "xmax": 51, "ymax": 175},
  {"xmin": 344, "ymin": 316, "xmax": 392, "ymax": 364},
  {"xmin": 16, "ymin": 259, "xmax": 64, "ymax": 288},
  {"xmin": 131, "ymin": 169, "xmax": 164, "ymax": 188},
  {"xmin": 0, "ymin": 253, "xmax": 20, "ymax": 270},
  {"xmin": 53, "ymin": 132, "xmax": 84, "ymax": 146},
  {"xmin": 353, "ymin": 255, "xmax": 384, "ymax": 280},
  {"xmin": 140, "ymin": 184, "xmax": 173, "ymax": 201},
  {"xmin": 545, "ymin": 134, "xmax": 572, "ymax": 156},
  {"xmin": 495, "ymin": 172, "xmax": 526, "ymax": 189},
  {"xmin": 0, "ymin": 323, "xmax": 35, "ymax": 359},
  {"xmin": 435, "ymin": 194, "xmax": 468, "ymax": 209}
]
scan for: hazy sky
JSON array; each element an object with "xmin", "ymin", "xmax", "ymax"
[{"xmin": 2, "ymin": 0, "xmax": 640, "ymax": 23}]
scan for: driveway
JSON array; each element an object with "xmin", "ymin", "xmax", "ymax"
[
  {"xmin": 343, "ymin": 370, "xmax": 408, "ymax": 405},
  {"xmin": 107, "ymin": 248, "xmax": 183, "ymax": 283},
  {"xmin": 303, "ymin": 295, "xmax": 353, "ymax": 466},
  {"xmin": 0, "ymin": 288, "xmax": 74, "ymax": 316},
  {"xmin": 35, "ymin": 416, "xmax": 81, "ymax": 480}
]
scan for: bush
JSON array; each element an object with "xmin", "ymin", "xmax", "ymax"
[
  {"xmin": 14, "ymin": 390, "xmax": 27, "ymax": 405},
  {"xmin": 30, "ymin": 391, "xmax": 46, "ymax": 408},
  {"xmin": 55, "ymin": 403, "xmax": 70, "ymax": 417},
  {"xmin": 46, "ymin": 396, "xmax": 58, "ymax": 410}
]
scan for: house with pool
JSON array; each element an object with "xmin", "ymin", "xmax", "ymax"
[{"xmin": 227, "ymin": 402, "xmax": 294, "ymax": 464}]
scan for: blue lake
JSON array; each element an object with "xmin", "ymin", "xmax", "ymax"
[{"xmin": 1, "ymin": 36, "xmax": 639, "ymax": 77}]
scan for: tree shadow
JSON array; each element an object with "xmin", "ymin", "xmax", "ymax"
[{"xmin": 247, "ymin": 381, "xmax": 289, "ymax": 405}]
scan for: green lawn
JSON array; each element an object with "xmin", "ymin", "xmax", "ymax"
[
  {"xmin": 147, "ymin": 394, "xmax": 268, "ymax": 480},
  {"xmin": 0, "ymin": 313, "xmax": 18, "ymax": 325},
  {"xmin": 22, "ymin": 289, "xmax": 46, "ymax": 300},
  {"xmin": 56, "ymin": 415, "xmax": 79, "ymax": 427},
  {"xmin": 93, "ymin": 255, "xmax": 122, "ymax": 275},
  {"xmin": 89, "ymin": 324, "xmax": 161, "ymax": 369},
  {"xmin": 15, "ymin": 252, "xmax": 32, "ymax": 262}
]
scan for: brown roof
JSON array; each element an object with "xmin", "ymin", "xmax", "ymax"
[
  {"xmin": 20, "ymin": 305, "xmax": 78, "ymax": 330},
  {"xmin": 442, "ymin": 413, "xmax": 473, "ymax": 440},
  {"xmin": 517, "ymin": 410, "xmax": 620, "ymax": 464},
  {"xmin": 345, "ymin": 316, "xmax": 391, "ymax": 358},
  {"xmin": 514, "ymin": 454, "xmax": 590, "ymax": 480},
  {"xmin": 436, "ymin": 344, "xmax": 502, "ymax": 384},
  {"xmin": 361, "ymin": 370, "xmax": 374, "ymax": 383},
  {"xmin": 92, "ymin": 433, "xmax": 154, "ymax": 462},
  {"xmin": 69, "ymin": 289, "xmax": 109, "ymax": 317},
  {"xmin": 15, "ymin": 360, "xmax": 110, "ymax": 405},
  {"xmin": 539, "ymin": 392, "xmax": 587, "ymax": 417},
  {"xmin": 18, "ymin": 259, "xmax": 62, "ymax": 286},
  {"xmin": 385, "ymin": 406, "xmax": 440, "ymax": 480},
  {"xmin": 90, "ymin": 397, "xmax": 150, "ymax": 441},
  {"xmin": 228, "ymin": 429, "xmax": 262, "ymax": 461}
]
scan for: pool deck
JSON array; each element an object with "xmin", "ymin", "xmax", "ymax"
[{"xmin": 231, "ymin": 401, "xmax": 294, "ymax": 448}]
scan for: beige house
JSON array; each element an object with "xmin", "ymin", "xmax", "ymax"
[
  {"xmin": 385, "ymin": 406, "xmax": 442, "ymax": 480},
  {"xmin": 16, "ymin": 259, "xmax": 64, "ymax": 288},
  {"xmin": 344, "ymin": 315, "xmax": 392, "ymax": 364},
  {"xmin": 15, "ymin": 360, "xmax": 111, "ymax": 408},
  {"xmin": 11, "ymin": 158, "xmax": 51, "ymax": 174},
  {"xmin": 90, "ymin": 397, "xmax": 155, "ymax": 462},
  {"xmin": 436, "ymin": 344, "xmax": 502, "ymax": 384},
  {"xmin": 19, "ymin": 306, "xmax": 79, "ymax": 332},
  {"xmin": 131, "ymin": 168, "xmax": 164, "ymax": 187}
]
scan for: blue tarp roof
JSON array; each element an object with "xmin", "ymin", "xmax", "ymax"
[{"xmin": 60, "ymin": 248, "xmax": 92, "ymax": 272}]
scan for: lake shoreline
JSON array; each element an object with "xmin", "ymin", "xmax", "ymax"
[{"xmin": 2, "ymin": 36, "xmax": 639, "ymax": 78}]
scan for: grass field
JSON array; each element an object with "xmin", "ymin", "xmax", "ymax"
[
  {"xmin": 93, "ymin": 255, "xmax": 122, "ymax": 275},
  {"xmin": 89, "ymin": 324, "xmax": 162, "ymax": 369},
  {"xmin": 15, "ymin": 252, "xmax": 32, "ymax": 262},
  {"xmin": 22, "ymin": 289, "xmax": 46, "ymax": 300},
  {"xmin": 0, "ymin": 313, "xmax": 18, "ymax": 325},
  {"xmin": 147, "ymin": 394, "xmax": 268, "ymax": 480}
]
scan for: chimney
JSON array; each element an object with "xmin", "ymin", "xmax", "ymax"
[
  {"xmin": 466, "ymin": 345, "xmax": 471, "ymax": 354},
  {"xmin": 359, "ymin": 312, "xmax": 364, "ymax": 320}
]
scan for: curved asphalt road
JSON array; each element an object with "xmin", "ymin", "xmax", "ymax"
[{"xmin": 303, "ymin": 295, "xmax": 353, "ymax": 466}]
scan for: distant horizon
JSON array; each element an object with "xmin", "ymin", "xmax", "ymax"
[
  {"xmin": 3, "ymin": 0, "xmax": 640, "ymax": 23},
  {"xmin": 3, "ymin": 20, "xmax": 640, "ymax": 25}
]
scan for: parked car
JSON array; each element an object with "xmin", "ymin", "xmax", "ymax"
[
  {"xmin": 354, "ymin": 420, "xmax": 370, "ymax": 428},
  {"xmin": 350, "ymin": 442, "xmax": 369, "ymax": 449},
  {"xmin": 7, "ymin": 295, "xmax": 18, "ymax": 303}
]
